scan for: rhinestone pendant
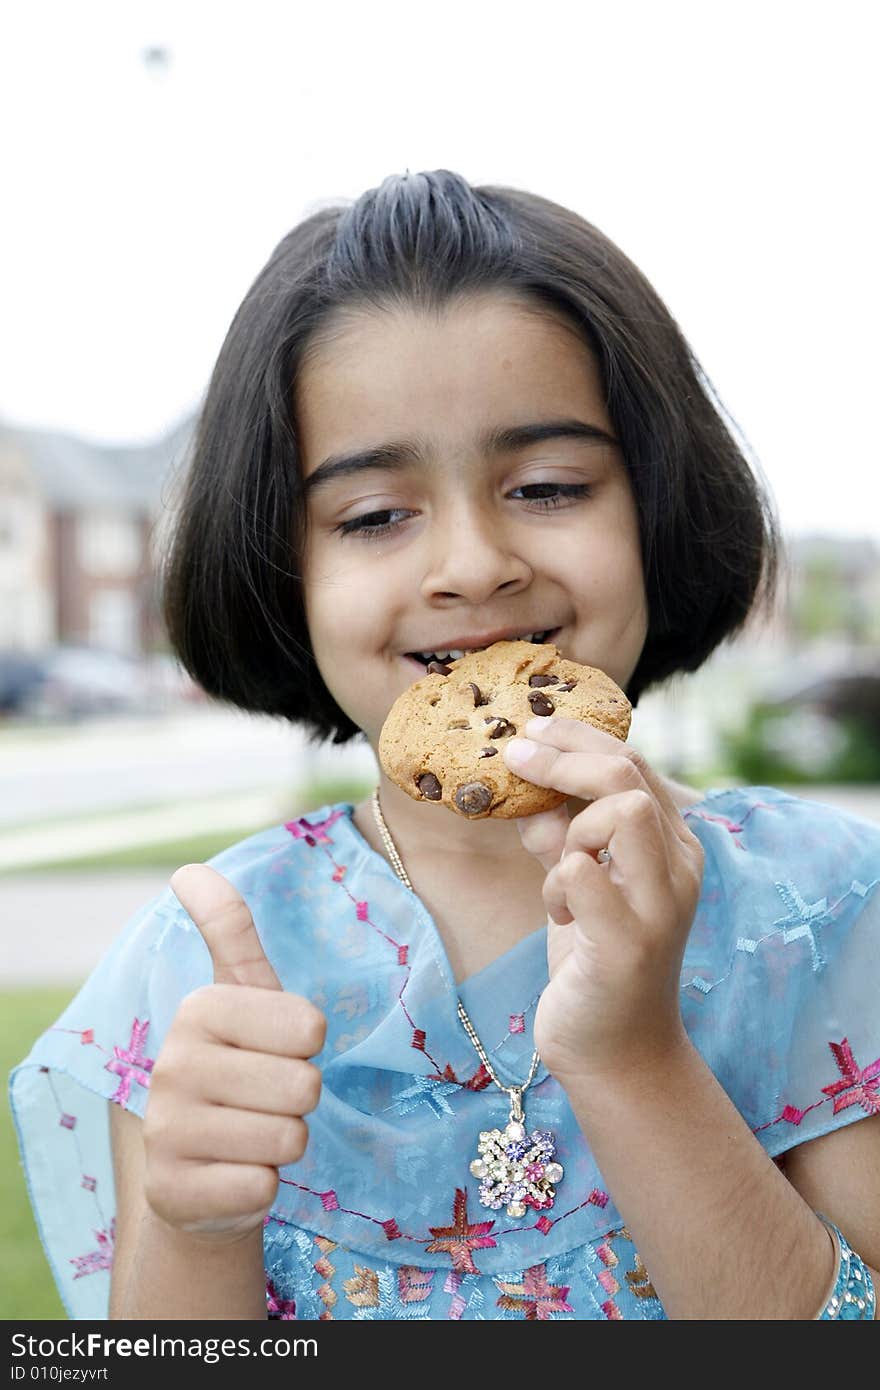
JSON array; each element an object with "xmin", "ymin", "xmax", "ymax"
[{"xmin": 468, "ymin": 1086, "xmax": 563, "ymax": 1218}]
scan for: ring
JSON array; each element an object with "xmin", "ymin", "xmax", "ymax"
[{"xmin": 597, "ymin": 848, "xmax": 612, "ymax": 864}]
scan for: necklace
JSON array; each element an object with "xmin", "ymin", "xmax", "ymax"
[{"xmin": 370, "ymin": 786, "xmax": 564, "ymax": 1220}]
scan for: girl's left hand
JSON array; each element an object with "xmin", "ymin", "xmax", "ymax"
[{"xmin": 502, "ymin": 717, "xmax": 705, "ymax": 1088}]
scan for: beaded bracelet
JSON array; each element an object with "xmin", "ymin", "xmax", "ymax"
[{"xmin": 814, "ymin": 1213, "xmax": 876, "ymax": 1319}]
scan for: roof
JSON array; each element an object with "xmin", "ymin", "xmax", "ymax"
[{"xmin": 0, "ymin": 415, "xmax": 195, "ymax": 511}]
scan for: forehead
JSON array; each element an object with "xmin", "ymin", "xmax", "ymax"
[{"xmin": 294, "ymin": 292, "xmax": 610, "ymax": 464}]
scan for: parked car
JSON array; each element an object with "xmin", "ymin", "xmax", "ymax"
[
  {"xmin": 0, "ymin": 650, "xmax": 50, "ymax": 715},
  {"xmin": 0, "ymin": 645, "xmax": 204, "ymax": 722}
]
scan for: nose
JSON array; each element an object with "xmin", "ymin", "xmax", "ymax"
[{"xmin": 417, "ymin": 497, "xmax": 532, "ymax": 602}]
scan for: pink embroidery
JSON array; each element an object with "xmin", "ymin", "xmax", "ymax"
[
  {"xmin": 688, "ymin": 810, "xmax": 748, "ymax": 850},
  {"xmin": 448, "ymin": 1293, "xmax": 466, "ymax": 1319},
  {"xmin": 266, "ymin": 1278, "xmax": 297, "ymax": 1318},
  {"xmin": 496, "ymin": 1263, "xmax": 574, "ymax": 1319},
  {"xmin": 320, "ymin": 1190, "xmax": 339, "ymax": 1212},
  {"xmin": 356, "ymin": 901, "xmax": 369, "ymax": 921},
  {"xmin": 598, "ymin": 1269, "xmax": 619, "ymax": 1294},
  {"xmin": 602, "ymin": 1299, "xmax": 623, "ymax": 1319},
  {"xmin": 398, "ymin": 1266, "xmax": 434, "ymax": 1303},
  {"xmin": 80, "ymin": 1029, "xmax": 94, "ymax": 1045},
  {"xmin": 397, "ymin": 945, "xmax": 408, "ymax": 965},
  {"xmin": 782, "ymin": 1104, "xmax": 806, "ymax": 1125},
  {"xmin": 821, "ymin": 1038, "xmax": 880, "ymax": 1115},
  {"xmin": 382, "ymin": 1218, "xmax": 402, "ymax": 1241},
  {"xmin": 59, "ymin": 1113, "xmax": 76, "ymax": 1130},
  {"xmin": 105, "ymin": 1018, "xmax": 154, "ymax": 1105},
  {"xmin": 509, "ymin": 1013, "xmax": 525, "ymax": 1034},
  {"xmin": 412, "ymin": 1028, "xmax": 427, "ymax": 1051},
  {"xmin": 81, "ymin": 1175, "xmax": 97, "ymax": 1192},
  {"xmin": 588, "ymin": 1188, "xmax": 609, "ymax": 1208},
  {"xmin": 332, "ymin": 865, "xmax": 347, "ymax": 882},
  {"xmin": 597, "ymin": 1242, "xmax": 617, "ymax": 1268},
  {"xmin": 71, "ymin": 1220, "xmax": 115, "ymax": 1279},
  {"xmin": 425, "ymin": 1189, "xmax": 497, "ymax": 1274},
  {"xmin": 284, "ymin": 810, "xmax": 346, "ymax": 844},
  {"xmin": 535, "ymin": 1215, "xmax": 553, "ymax": 1235}
]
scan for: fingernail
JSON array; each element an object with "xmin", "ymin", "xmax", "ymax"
[
  {"xmin": 525, "ymin": 716, "xmax": 554, "ymax": 737},
  {"xmin": 504, "ymin": 737, "xmax": 538, "ymax": 767}
]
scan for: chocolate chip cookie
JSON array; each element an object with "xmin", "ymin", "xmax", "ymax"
[{"xmin": 378, "ymin": 639, "xmax": 631, "ymax": 818}]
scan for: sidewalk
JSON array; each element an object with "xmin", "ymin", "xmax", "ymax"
[{"xmin": 0, "ymin": 789, "xmax": 291, "ymax": 872}]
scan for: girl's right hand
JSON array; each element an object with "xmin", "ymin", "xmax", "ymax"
[{"xmin": 141, "ymin": 863, "xmax": 326, "ymax": 1245}]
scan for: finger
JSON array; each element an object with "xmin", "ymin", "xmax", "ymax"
[
  {"xmin": 179, "ymin": 1108, "xmax": 311, "ymax": 1168},
  {"xmin": 182, "ymin": 984, "xmax": 326, "ymax": 1059},
  {"xmin": 514, "ymin": 800, "xmax": 571, "ymax": 874},
  {"xmin": 503, "ymin": 726, "xmax": 678, "ymax": 863},
  {"xmin": 558, "ymin": 791, "xmax": 673, "ymax": 924},
  {"xmin": 543, "ymin": 847, "xmax": 621, "ymax": 932},
  {"xmin": 155, "ymin": 1160, "xmax": 279, "ymax": 1229},
  {"xmin": 516, "ymin": 716, "xmax": 693, "ymax": 844},
  {"xmin": 187, "ymin": 1043, "xmax": 322, "ymax": 1115},
  {"xmin": 170, "ymin": 863, "xmax": 282, "ymax": 991}
]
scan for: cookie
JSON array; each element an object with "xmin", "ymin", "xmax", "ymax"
[{"xmin": 378, "ymin": 639, "xmax": 631, "ymax": 819}]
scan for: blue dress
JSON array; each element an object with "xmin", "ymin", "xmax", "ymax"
[{"xmin": 9, "ymin": 786, "xmax": 880, "ymax": 1320}]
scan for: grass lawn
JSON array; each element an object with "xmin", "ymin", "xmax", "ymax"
[{"xmin": 2, "ymin": 986, "xmax": 78, "ymax": 1320}]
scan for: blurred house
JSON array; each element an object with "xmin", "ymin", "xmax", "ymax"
[{"xmin": 0, "ymin": 416, "xmax": 193, "ymax": 654}]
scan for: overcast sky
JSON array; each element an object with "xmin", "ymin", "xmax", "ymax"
[{"xmin": 1, "ymin": 0, "xmax": 877, "ymax": 541}]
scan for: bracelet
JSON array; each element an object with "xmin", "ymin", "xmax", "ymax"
[{"xmin": 814, "ymin": 1213, "xmax": 876, "ymax": 1319}]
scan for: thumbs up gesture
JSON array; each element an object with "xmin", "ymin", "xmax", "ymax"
[{"xmin": 141, "ymin": 864, "xmax": 326, "ymax": 1244}]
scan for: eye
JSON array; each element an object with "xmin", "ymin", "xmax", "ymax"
[{"xmin": 332, "ymin": 482, "xmax": 593, "ymax": 538}]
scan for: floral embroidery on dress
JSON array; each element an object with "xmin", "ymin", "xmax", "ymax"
[
  {"xmin": 71, "ymin": 1220, "xmax": 115, "ymax": 1280},
  {"xmin": 425, "ymin": 1189, "xmax": 497, "ymax": 1273},
  {"xmin": 104, "ymin": 1018, "xmax": 154, "ymax": 1104},
  {"xmin": 822, "ymin": 1038, "xmax": 880, "ymax": 1115},
  {"xmin": 495, "ymin": 1263, "xmax": 574, "ymax": 1319}
]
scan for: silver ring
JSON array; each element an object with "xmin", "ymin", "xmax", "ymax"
[{"xmin": 597, "ymin": 848, "xmax": 612, "ymax": 864}]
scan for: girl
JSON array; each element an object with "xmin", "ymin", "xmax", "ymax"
[{"xmin": 11, "ymin": 170, "xmax": 880, "ymax": 1321}]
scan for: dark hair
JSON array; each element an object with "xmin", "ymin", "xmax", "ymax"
[{"xmin": 162, "ymin": 169, "xmax": 784, "ymax": 745}]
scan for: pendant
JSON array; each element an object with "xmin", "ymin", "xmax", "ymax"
[{"xmin": 468, "ymin": 1086, "xmax": 564, "ymax": 1218}]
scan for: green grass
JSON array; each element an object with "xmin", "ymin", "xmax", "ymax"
[{"xmin": 2, "ymin": 986, "xmax": 77, "ymax": 1320}]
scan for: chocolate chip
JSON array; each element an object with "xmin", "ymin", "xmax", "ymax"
[
  {"xmin": 467, "ymin": 682, "xmax": 486, "ymax": 707},
  {"xmin": 485, "ymin": 716, "xmax": 515, "ymax": 738},
  {"xmin": 528, "ymin": 692, "xmax": 555, "ymax": 716},
  {"xmin": 555, "ymin": 681, "xmax": 578, "ymax": 692},
  {"xmin": 528, "ymin": 674, "xmax": 560, "ymax": 687},
  {"xmin": 426, "ymin": 660, "xmax": 452, "ymax": 676},
  {"xmin": 454, "ymin": 782, "xmax": 493, "ymax": 815},
  {"xmin": 416, "ymin": 772, "xmax": 442, "ymax": 800},
  {"xmin": 478, "ymin": 747, "xmax": 498, "ymax": 758}
]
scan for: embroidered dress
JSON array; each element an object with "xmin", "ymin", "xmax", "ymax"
[{"xmin": 9, "ymin": 786, "xmax": 880, "ymax": 1320}]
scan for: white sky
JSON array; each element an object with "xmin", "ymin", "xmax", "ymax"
[{"xmin": 1, "ymin": 0, "xmax": 877, "ymax": 541}]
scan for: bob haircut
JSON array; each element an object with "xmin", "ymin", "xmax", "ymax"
[{"xmin": 162, "ymin": 169, "xmax": 783, "ymax": 745}]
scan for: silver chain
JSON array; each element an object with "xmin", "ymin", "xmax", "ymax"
[{"xmin": 370, "ymin": 786, "xmax": 541, "ymax": 1100}]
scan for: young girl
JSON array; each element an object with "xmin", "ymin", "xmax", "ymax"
[{"xmin": 11, "ymin": 170, "xmax": 880, "ymax": 1321}]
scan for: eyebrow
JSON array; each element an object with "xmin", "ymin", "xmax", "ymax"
[{"xmin": 300, "ymin": 419, "xmax": 619, "ymax": 496}]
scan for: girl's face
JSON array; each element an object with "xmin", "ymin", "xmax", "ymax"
[{"xmin": 297, "ymin": 291, "xmax": 649, "ymax": 843}]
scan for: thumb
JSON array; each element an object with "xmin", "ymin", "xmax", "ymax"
[
  {"xmin": 514, "ymin": 801, "xmax": 571, "ymax": 874},
  {"xmin": 170, "ymin": 863, "xmax": 282, "ymax": 990}
]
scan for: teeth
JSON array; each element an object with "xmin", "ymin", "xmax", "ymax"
[{"xmin": 413, "ymin": 632, "xmax": 551, "ymax": 664}]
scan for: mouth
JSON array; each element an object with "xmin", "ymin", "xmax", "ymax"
[{"xmin": 403, "ymin": 628, "xmax": 562, "ymax": 673}]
